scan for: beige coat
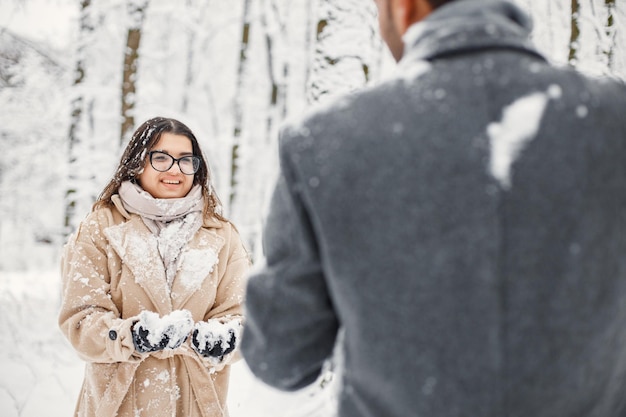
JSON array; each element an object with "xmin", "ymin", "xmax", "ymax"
[{"xmin": 59, "ymin": 199, "xmax": 249, "ymax": 417}]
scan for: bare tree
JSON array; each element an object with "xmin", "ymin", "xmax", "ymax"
[
  {"xmin": 229, "ymin": 0, "xmax": 252, "ymax": 211},
  {"xmin": 239, "ymin": 0, "xmax": 293, "ymax": 258},
  {"xmin": 262, "ymin": 0, "xmax": 289, "ymax": 138},
  {"xmin": 569, "ymin": 0, "xmax": 581, "ymax": 64},
  {"xmin": 65, "ymin": 0, "xmax": 96, "ymax": 236},
  {"xmin": 604, "ymin": 0, "xmax": 616, "ymax": 70},
  {"xmin": 120, "ymin": 0, "xmax": 149, "ymax": 145},
  {"xmin": 181, "ymin": 1, "xmax": 197, "ymax": 115},
  {"xmin": 307, "ymin": 0, "xmax": 380, "ymax": 104}
]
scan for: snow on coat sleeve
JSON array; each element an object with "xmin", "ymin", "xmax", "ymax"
[
  {"xmin": 241, "ymin": 128, "xmax": 340, "ymax": 391},
  {"xmin": 58, "ymin": 209, "xmax": 141, "ymax": 364}
]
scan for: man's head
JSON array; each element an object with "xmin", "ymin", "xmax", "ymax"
[{"xmin": 374, "ymin": 0, "xmax": 456, "ymax": 61}]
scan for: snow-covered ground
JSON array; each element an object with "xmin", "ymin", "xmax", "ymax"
[{"xmin": 0, "ymin": 271, "xmax": 337, "ymax": 417}]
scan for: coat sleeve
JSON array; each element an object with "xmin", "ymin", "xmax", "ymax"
[
  {"xmin": 241, "ymin": 128, "xmax": 340, "ymax": 391},
  {"xmin": 58, "ymin": 209, "xmax": 141, "ymax": 364}
]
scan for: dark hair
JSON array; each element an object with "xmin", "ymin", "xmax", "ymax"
[
  {"xmin": 94, "ymin": 117, "xmax": 227, "ymax": 223},
  {"xmin": 427, "ymin": 0, "xmax": 457, "ymax": 8}
]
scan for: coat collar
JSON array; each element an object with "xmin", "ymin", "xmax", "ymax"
[
  {"xmin": 400, "ymin": 0, "xmax": 545, "ymax": 66},
  {"xmin": 103, "ymin": 214, "xmax": 225, "ymax": 314}
]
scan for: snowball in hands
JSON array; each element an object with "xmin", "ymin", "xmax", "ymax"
[
  {"xmin": 132, "ymin": 310, "xmax": 194, "ymax": 353},
  {"xmin": 192, "ymin": 320, "xmax": 240, "ymax": 360}
]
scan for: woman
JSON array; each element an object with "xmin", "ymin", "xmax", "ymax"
[{"xmin": 59, "ymin": 117, "xmax": 249, "ymax": 417}]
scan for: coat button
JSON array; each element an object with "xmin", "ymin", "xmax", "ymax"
[{"xmin": 108, "ymin": 330, "xmax": 118, "ymax": 341}]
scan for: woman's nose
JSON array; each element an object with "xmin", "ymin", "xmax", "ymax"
[{"xmin": 169, "ymin": 161, "xmax": 182, "ymax": 173}]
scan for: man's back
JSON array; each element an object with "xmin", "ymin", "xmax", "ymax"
[{"xmin": 242, "ymin": 1, "xmax": 626, "ymax": 416}]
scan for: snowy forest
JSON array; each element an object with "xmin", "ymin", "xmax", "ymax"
[{"xmin": 1, "ymin": 0, "xmax": 625, "ymax": 272}]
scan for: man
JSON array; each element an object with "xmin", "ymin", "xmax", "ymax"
[{"xmin": 241, "ymin": 0, "xmax": 626, "ymax": 416}]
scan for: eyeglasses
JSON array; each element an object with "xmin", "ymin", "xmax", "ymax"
[{"xmin": 148, "ymin": 151, "xmax": 201, "ymax": 175}]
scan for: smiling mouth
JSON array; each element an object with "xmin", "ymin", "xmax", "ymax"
[{"xmin": 162, "ymin": 180, "xmax": 181, "ymax": 185}]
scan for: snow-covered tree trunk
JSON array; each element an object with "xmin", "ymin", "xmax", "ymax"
[
  {"xmin": 0, "ymin": 20, "xmax": 69, "ymax": 269},
  {"xmin": 227, "ymin": 0, "xmax": 282, "ymax": 258},
  {"xmin": 307, "ymin": 0, "xmax": 381, "ymax": 104},
  {"xmin": 65, "ymin": 0, "xmax": 97, "ymax": 236},
  {"xmin": 569, "ymin": 0, "xmax": 581, "ymax": 65},
  {"xmin": 229, "ymin": 0, "xmax": 252, "ymax": 213},
  {"xmin": 604, "ymin": 0, "xmax": 616, "ymax": 67},
  {"xmin": 120, "ymin": 0, "xmax": 148, "ymax": 145},
  {"xmin": 64, "ymin": 0, "xmax": 126, "ymax": 236},
  {"xmin": 610, "ymin": 0, "xmax": 626, "ymax": 79},
  {"xmin": 262, "ymin": 0, "xmax": 289, "ymax": 137},
  {"xmin": 180, "ymin": 0, "xmax": 197, "ymax": 116},
  {"xmin": 243, "ymin": 0, "xmax": 294, "ymax": 259}
]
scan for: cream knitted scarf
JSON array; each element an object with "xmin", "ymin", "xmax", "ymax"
[{"xmin": 118, "ymin": 181, "xmax": 204, "ymax": 289}]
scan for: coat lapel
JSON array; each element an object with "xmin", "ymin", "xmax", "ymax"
[
  {"xmin": 104, "ymin": 217, "xmax": 173, "ymax": 314},
  {"xmin": 170, "ymin": 228, "xmax": 224, "ymax": 310}
]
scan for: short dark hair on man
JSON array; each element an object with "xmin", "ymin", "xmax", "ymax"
[{"xmin": 427, "ymin": 0, "xmax": 458, "ymax": 8}]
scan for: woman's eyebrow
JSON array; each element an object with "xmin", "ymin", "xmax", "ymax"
[{"xmin": 153, "ymin": 149, "xmax": 194, "ymax": 156}]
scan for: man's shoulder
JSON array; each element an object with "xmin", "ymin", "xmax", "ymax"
[
  {"xmin": 579, "ymin": 73, "xmax": 626, "ymax": 102},
  {"xmin": 547, "ymin": 66, "xmax": 626, "ymax": 121},
  {"xmin": 279, "ymin": 75, "xmax": 411, "ymax": 145},
  {"xmin": 532, "ymin": 61, "xmax": 626, "ymax": 100}
]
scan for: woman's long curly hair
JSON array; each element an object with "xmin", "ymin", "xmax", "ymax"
[{"xmin": 93, "ymin": 117, "xmax": 227, "ymax": 223}]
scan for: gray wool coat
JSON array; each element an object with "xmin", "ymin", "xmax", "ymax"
[{"xmin": 241, "ymin": 0, "xmax": 626, "ymax": 416}]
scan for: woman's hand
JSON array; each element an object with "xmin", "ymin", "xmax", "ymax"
[
  {"xmin": 191, "ymin": 319, "xmax": 241, "ymax": 360},
  {"xmin": 132, "ymin": 310, "xmax": 194, "ymax": 353}
]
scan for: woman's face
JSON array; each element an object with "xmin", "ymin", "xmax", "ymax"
[{"xmin": 137, "ymin": 132, "xmax": 196, "ymax": 199}]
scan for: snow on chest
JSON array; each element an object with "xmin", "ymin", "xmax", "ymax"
[
  {"xmin": 157, "ymin": 219, "xmax": 220, "ymax": 291},
  {"xmin": 177, "ymin": 246, "xmax": 219, "ymax": 292},
  {"xmin": 105, "ymin": 220, "xmax": 220, "ymax": 293}
]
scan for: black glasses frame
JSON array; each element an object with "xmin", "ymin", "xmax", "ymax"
[{"xmin": 148, "ymin": 151, "xmax": 201, "ymax": 175}]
